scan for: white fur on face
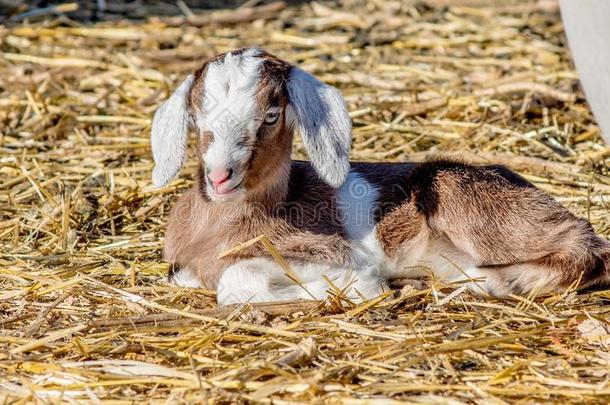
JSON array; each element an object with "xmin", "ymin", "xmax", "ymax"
[
  {"xmin": 196, "ymin": 49, "xmax": 264, "ymax": 172},
  {"xmin": 150, "ymin": 48, "xmax": 354, "ymax": 190}
]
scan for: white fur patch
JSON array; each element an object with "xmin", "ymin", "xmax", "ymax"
[
  {"xmin": 199, "ymin": 49, "xmax": 263, "ymax": 171},
  {"xmin": 360, "ymin": 228, "xmax": 386, "ymax": 263},
  {"xmin": 216, "ymin": 258, "xmax": 385, "ymax": 305},
  {"xmin": 336, "ymin": 172, "xmax": 379, "ymax": 241},
  {"xmin": 168, "ymin": 267, "xmax": 203, "ymax": 288},
  {"xmin": 287, "ymin": 67, "xmax": 352, "ymax": 188},
  {"xmin": 364, "ymin": 229, "xmax": 475, "ymax": 282},
  {"xmin": 373, "ymin": 231, "xmax": 564, "ymax": 297},
  {"xmin": 151, "ymin": 74, "xmax": 194, "ymax": 187},
  {"xmin": 455, "ymin": 265, "xmax": 563, "ymax": 298},
  {"xmin": 415, "ymin": 236, "xmax": 476, "ymax": 281}
]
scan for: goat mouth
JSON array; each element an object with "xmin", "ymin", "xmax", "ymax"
[{"xmin": 211, "ymin": 181, "xmax": 243, "ymax": 198}]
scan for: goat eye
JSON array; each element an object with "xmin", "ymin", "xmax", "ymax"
[{"xmin": 264, "ymin": 111, "xmax": 279, "ymax": 125}]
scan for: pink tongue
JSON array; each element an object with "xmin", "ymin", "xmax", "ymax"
[{"xmin": 215, "ymin": 185, "xmax": 234, "ymax": 195}]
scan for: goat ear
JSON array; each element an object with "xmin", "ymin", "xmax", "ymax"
[
  {"xmin": 151, "ymin": 75, "xmax": 194, "ymax": 188},
  {"xmin": 286, "ymin": 67, "xmax": 352, "ymax": 188}
]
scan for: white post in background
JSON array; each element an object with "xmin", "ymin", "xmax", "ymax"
[{"xmin": 560, "ymin": 0, "xmax": 610, "ymax": 145}]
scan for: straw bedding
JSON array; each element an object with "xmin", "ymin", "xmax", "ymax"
[{"xmin": 1, "ymin": 0, "xmax": 609, "ymax": 403}]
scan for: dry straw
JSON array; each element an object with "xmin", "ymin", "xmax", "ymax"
[{"xmin": 1, "ymin": 0, "xmax": 609, "ymax": 403}]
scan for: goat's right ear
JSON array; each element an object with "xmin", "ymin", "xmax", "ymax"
[{"xmin": 151, "ymin": 75, "xmax": 194, "ymax": 188}]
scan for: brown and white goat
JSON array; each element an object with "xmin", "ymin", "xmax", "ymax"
[{"xmin": 151, "ymin": 48, "xmax": 610, "ymax": 304}]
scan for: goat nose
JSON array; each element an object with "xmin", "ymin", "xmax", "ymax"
[{"xmin": 207, "ymin": 168, "xmax": 233, "ymax": 187}]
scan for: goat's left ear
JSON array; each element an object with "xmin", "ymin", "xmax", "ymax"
[
  {"xmin": 151, "ymin": 74, "xmax": 194, "ymax": 188},
  {"xmin": 286, "ymin": 67, "xmax": 352, "ymax": 188}
]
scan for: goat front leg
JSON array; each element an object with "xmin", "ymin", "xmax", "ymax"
[{"xmin": 217, "ymin": 257, "xmax": 386, "ymax": 305}]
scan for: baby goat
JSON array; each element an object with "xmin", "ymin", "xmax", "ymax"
[{"xmin": 151, "ymin": 48, "xmax": 610, "ymax": 304}]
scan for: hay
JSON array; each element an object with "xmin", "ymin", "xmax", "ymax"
[{"xmin": 1, "ymin": 0, "xmax": 609, "ymax": 402}]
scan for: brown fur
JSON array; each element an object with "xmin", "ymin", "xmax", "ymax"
[
  {"xmin": 376, "ymin": 201, "xmax": 425, "ymax": 256},
  {"xmin": 166, "ymin": 49, "xmax": 356, "ymax": 289},
  {"xmin": 163, "ymin": 49, "xmax": 609, "ymax": 297},
  {"xmin": 165, "ymin": 162, "xmax": 354, "ymax": 289},
  {"xmin": 374, "ymin": 159, "xmax": 610, "ymax": 294}
]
